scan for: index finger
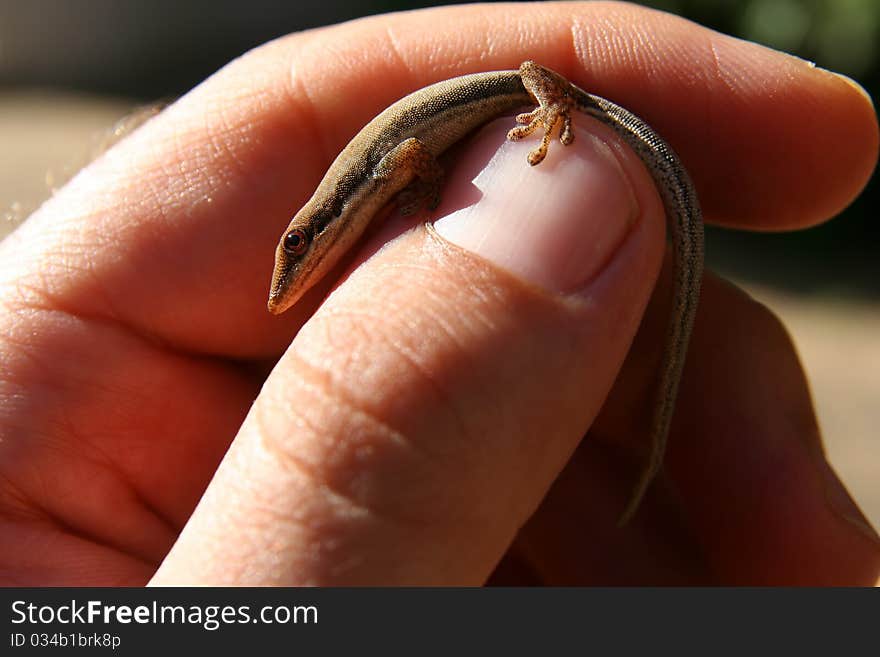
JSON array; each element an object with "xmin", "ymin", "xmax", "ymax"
[{"xmin": 3, "ymin": 2, "xmax": 874, "ymax": 357}]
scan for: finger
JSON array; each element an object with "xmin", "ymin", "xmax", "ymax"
[
  {"xmin": 510, "ymin": 271, "xmax": 880, "ymax": 585},
  {"xmin": 285, "ymin": 3, "xmax": 877, "ymax": 231},
  {"xmin": 666, "ymin": 274, "xmax": 880, "ymax": 584},
  {"xmin": 2, "ymin": 3, "xmax": 873, "ymax": 359},
  {"xmin": 150, "ymin": 114, "xmax": 669, "ymax": 585}
]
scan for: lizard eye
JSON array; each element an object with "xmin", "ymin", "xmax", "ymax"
[{"xmin": 283, "ymin": 229, "xmax": 309, "ymax": 256}]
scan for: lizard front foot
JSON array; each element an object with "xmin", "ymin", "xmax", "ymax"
[{"xmin": 506, "ymin": 61, "xmax": 576, "ymax": 165}]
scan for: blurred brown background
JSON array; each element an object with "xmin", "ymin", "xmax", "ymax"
[{"xmin": 1, "ymin": 0, "xmax": 877, "ymax": 529}]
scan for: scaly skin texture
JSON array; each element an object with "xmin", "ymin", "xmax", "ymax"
[{"xmin": 269, "ymin": 61, "xmax": 704, "ymax": 522}]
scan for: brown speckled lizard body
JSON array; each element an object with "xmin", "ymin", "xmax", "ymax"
[{"xmin": 268, "ymin": 61, "xmax": 704, "ymax": 523}]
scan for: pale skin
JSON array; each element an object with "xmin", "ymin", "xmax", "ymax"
[{"xmin": 0, "ymin": 3, "xmax": 877, "ymax": 585}]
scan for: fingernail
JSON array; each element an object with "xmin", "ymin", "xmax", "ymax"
[
  {"xmin": 819, "ymin": 458, "xmax": 880, "ymax": 543},
  {"xmin": 432, "ymin": 119, "xmax": 639, "ymax": 294}
]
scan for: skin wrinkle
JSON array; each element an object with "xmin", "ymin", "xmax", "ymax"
[
  {"xmin": 258, "ymin": 347, "xmax": 421, "ymax": 509},
  {"xmin": 62, "ymin": 397, "xmax": 186, "ymax": 530},
  {"xmin": 253, "ymin": 393, "xmax": 376, "ymax": 521},
  {"xmin": 52, "ymin": 243, "xmax": 139, "ymax": 332},
  {"xmin": 285, "ymin": 60, "xmax": 334, "ymax": 184},
  {"xmin": 253, "ymin": 375, "xmax": 452, "ymax": 543},
  {"xmin": 49, "ymin": 453, "xmax": 176, "ymax": 563},
  {"xmin": 707, "ymin": 38, "xmax": 736, "ymax": 98},
  {"xmin": 3, "ymin": 292, "xmax": 234, "ymax": 383},
  {"xmin": 1, "ymin": 314, "xmax": 92, "ymax": 391},
  {"xmin": 0, "ymin": 465, "xmax": 44, "ymax": 522},
  {"xmin": 0, "ymin": 285, "xmax": 57, "ymax": 326},
  {"xmin": 377, "ymin": 334, "xmax": 475, "ymax": 451},
  {"xmin": 321, "ymin": 301, "xmax": 471, "ymax": 438},
  {"xmin": 375, "ymin": 300, "xmax": 483, "ymax": 448},
  {"xmin": 569, "ymin": 17, "xmax": 590, "ymax": 72},
  {"xmin": 382, "ymin": 24, "xmax": 414, "ymax": 87},
  {"xmin": 3, "ymin": 242, "xmax": 98, "ymax": 317},
  {"xmin": 292, "ymin": 41, "xmax": 383, "ymax": 159},
  {"xmin": 291, "ymin": 308, "xmax": 463, "ymax": 466},
  {"xmin": 40, "ymin": 212, "xmax": 174, "ymax": 333},
  {"xmin": 7, "ymin": 385, "xmax": 176, "ymax": 550},
  {"xmin": 0, "ymin": 434, "xmax": 163, "ymax": 564},
  {"xmin": 6, "ymin": 516, "xmax": 157, "ymax": 582}
]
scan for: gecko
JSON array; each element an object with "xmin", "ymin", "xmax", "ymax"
[{"xmin": 267, "ymin": 61, "xmax": 704, "ymax": 524}]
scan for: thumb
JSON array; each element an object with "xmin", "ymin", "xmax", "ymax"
[{"xmin": 150, "ymin": 116, "xmax": 667, "ymax": 585}]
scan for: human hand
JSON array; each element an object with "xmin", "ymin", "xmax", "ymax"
[{"xmin": 0, "ymin": 2, "xmax": 877, "ymax": 585}]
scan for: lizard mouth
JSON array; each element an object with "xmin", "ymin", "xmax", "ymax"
[
  {"xmin": 266, "ymin": 290, "xmax": 286, "ymax": 315},
  {"xmin": 267, "ymin": 263, "xmax": 305, "ymax": 315},
  {"xmin": 267, "ymin": 252, "xmax": 300, "ymax": 315}
]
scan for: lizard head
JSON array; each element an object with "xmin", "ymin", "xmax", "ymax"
[
  {"xmin": 267, "ymin": 196, "xmax": 350, "ymax": 315},
  {"xmin": 267, "ymin": 228, "xmax": 311, "ymax": 315}
]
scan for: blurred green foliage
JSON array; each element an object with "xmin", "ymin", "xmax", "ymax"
[
  {"xmin": 637, "ymin": 0, "xmax": 879, "ymax": 295},
  {"xmin": 645, "ymin": 0, "xmax": 878, "ymax": 79}
]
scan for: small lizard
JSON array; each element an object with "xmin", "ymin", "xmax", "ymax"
[{"xmin": 268, "ymin": 61, "xmax": 704, "ymax": 524}]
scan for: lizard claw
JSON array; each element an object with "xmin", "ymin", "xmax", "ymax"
[
  {"xmin": 507, "ymin": 60, "xmax": 577, "ymax": 165},
  {"xmin": 507, "ymin": 105, "xmax": 565, "ymax": 165}
]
